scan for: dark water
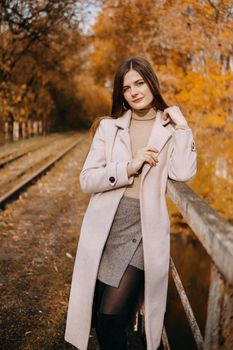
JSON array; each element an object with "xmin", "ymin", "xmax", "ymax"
[{"xmin": 164, "ymin": 230, "xmax": 211, "ymax": 349}]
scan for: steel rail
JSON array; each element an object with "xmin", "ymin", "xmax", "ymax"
[{"xmin": 0, "ymin": 138, "xmax": 83, "ymax": 209}]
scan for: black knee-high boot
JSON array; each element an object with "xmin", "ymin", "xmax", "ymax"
[{"xmin": 96, "ymin": 311, "xmax": 129, "ymax": 350}]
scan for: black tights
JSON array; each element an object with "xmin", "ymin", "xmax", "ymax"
[
  {"xmin": 93, "ymin": 265, "xmax": 144, "ymax": 350},
  {"xmin": 95, "ymin": 264, "xmax": 144, "ymax": 315}
]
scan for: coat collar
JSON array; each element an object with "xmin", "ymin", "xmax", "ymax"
[
  {"xmin": 112, "ymin": 108, "xmax": 174, "ymax": 183},
  {"xmin": 113, "ymin": 108, "xmax": 173, "ymax": 151},
  {"xmin": 113, "ymin": 109, "xmax": 132, "ymax": 129},
  {"xmin": 114, "ymin": 108, "xmax": 172, "ymax": 131}
]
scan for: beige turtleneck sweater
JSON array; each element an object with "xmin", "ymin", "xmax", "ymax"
[{"xmin": 123, "ymin": 113, "xmax": 156, "ymax": 199}]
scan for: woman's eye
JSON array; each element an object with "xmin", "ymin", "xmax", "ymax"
[
  {"xmin": 137, "ymin": 81, "xmax": 144, "ymax": 85},
  {"xmin": 123, "ymin": 87, "xmax": 128, "ymax": 92}
]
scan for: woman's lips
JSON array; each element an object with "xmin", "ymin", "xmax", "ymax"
[{"xmin": 133, "ymin": 97, "xmax": 143, "ymax": 103}]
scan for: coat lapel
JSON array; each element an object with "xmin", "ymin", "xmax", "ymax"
[
  {"xmin": 113, "ymin": 109, "xmax": 173, "ymax": 181},
  {"xmin": 113, "ymin": 109, "xmax": 132, "ymax": 156}
]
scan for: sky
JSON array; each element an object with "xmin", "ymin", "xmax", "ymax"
[{"xmin": 75, "ymin": 0, "xmax": 102, "ymax": 35}]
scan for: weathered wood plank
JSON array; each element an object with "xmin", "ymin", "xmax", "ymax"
[
  {"xmin": 167, "ymin": 180, "xmax": 233, "ymax": 285},
  {"xmin": 204, "ymin": 263, "xmax": 233, "ymax": 350}
]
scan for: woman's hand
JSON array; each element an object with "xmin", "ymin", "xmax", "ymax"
[
  {"xmin": 162, "ymin": 106, "xmax": 188, "ymax": 126},
  {"xmin": 128, "ymin": 146, "xmax": 159, "ymax": 176}
]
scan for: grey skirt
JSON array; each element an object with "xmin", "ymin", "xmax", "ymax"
[{"xmin": 97, "ymin": 195, "xmax": 144, "ymax": 288}]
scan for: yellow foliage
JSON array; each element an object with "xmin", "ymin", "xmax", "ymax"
[{"xmin": 75, "ymin": 75, "xmax": 111, "ymax": 123}]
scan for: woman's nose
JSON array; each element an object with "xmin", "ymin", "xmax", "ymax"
[{"xmin": 130, "ymin": 87, "xmax": 139, "ymax": 96}]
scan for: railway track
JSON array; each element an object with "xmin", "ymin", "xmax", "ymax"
[
  {"xmin": 0, "ymin": 133, "xmax": 83, "ymax": 209},
  {"xmin": 0, "ymin": 134, "xmax": 67, "ymax": 168}
]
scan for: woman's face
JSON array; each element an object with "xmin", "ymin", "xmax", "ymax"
[{"xmin": 123, "ymin": 69, "xmax": 154, "ymax": 110}]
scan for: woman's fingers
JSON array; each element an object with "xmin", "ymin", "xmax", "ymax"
[
  {"xmin": 144, "ymin": 153, "xmax": 158, "ymax": 166},
  {"xmin": 134, "ymin": 146, "xmax": 159, "ymax": 169},
  {"xmin": 144, "ymin": 146, "xmax": 159, "ymax": 153},
  {"xmin": 143, "ymin": 147, "xmax": 159, "ymax": 164},
  {"xmin": 145, "ymin": 151, "xmax": 159, "ymax": 162}
]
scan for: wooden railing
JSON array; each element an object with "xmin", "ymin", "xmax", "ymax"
[
  {"xmin": 136, "ymin": 180, "xmax": 233, "ymax": 350},
  {"xmin": 0, "ymin": 120, "xmax": 44, "ymax": 143}
]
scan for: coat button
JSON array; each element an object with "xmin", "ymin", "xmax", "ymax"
[
  {"xmin": 132, "ymin": 238, "xmax": 137, "ymax": 243},
  {"xmin": 191, "ymin": 140, "xmax": 196, "ymax": 152},
  {"xmin": 109, "ymin": 176, "xmax": 115, "ymax": 183}
]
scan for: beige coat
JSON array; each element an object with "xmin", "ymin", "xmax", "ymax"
[{"xmin": 65, "ymin": 109, "xmax": 197, "ymax": 350}]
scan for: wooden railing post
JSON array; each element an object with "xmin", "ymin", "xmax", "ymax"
[
  {"xmin": 204, "ymin": 263, "xmax": 233, "ymax": 350},
  {"xmin": 13, "ymin": 121, "xmax": 19, "ymax": 141}
]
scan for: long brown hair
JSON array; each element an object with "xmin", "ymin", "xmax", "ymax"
[{"xmin": 90, "ymin": 56, "xmax": 169, "ymax": 138}]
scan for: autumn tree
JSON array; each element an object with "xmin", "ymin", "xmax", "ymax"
[
  {"xmin": 0, "ymin": 0, "xmax": 110, "ymax": 131},
  {"xmin": 90, "ymin": 0, "xmax": 233, "ymax": 133}
]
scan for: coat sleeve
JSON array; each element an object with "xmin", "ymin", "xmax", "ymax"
[
  {"xmin": 79, "ymin": 120, "xmax": 134, "ymax": 194},
  {"xmin": 167, "ymin": 127, "xmax": 197, "ymax": 182}
]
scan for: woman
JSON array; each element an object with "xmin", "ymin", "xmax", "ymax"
[{"xmin": 65, "ymin": 56, "xmax": 197, "ymax": 350}]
